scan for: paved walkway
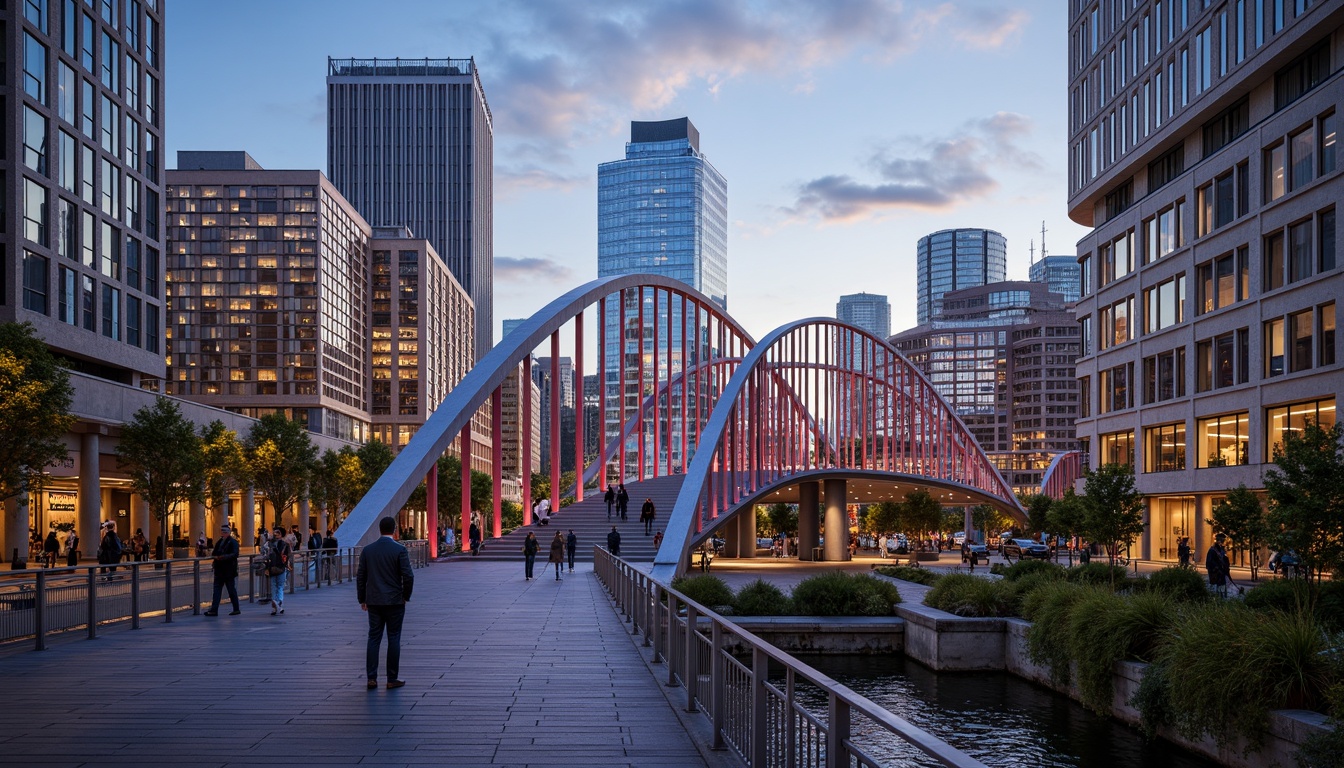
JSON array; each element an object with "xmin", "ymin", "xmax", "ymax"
[{"xmin": 0, "ymin": 560, "xmax": 712, "ymax": 767}]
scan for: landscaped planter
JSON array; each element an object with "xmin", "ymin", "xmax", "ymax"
[
  {"xmin": 914, "ymin": 552, "xmax": 941, "ymax": 562},
  {"xmin": 730, "ymin": 616, "xmax": 904, "ymax": 655},
  {"xmin": 895, "ymin": 603, "xmax": 1006, "ymax": 671}
]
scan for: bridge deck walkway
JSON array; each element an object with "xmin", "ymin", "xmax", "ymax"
[{"xmin": 0, "ymin": 559, "xmax": 710, "ymax": 767}]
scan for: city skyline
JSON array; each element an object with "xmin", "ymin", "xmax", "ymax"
[{"xmin": 166, "ymin": 1, "xmax": 1089, "ymax": 346}]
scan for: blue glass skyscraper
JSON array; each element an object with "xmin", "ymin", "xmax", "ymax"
[
  {"xmin": 597, "ymin": 118, "xmax": 728, "ymax": 478},
  {"xmin": 916, "ymin": 228, "xmax": 1008, "ymax": 324}
]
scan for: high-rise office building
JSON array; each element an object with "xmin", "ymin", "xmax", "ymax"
[
  {"xmin": 501, "ymin": 317, "xmax": 525, "ymax": 341},
  {"xmin": 916, "ymin": 228, "xmax": 1008, "ymax": 323},
  {"xmin": 499, "ymin": 361, "xmax": 540, "ymax": 503},
  {"xmin": 327, "ymin": 56, "xmax": 495, "ymax": 361},
  {"xmin": 1068, "ymin": 2, "xmax": 1341, "ymax": 564},
  {"xmin": 836, "ymin": 292, "xmax": 891, "ymax": 338},
  {"xmin": 1029, "ymin": 254, "xmax": 1082, "ymax": 303},
  {"xmin": 597, "ymin": 118, "xmax": 727, "ymax": 477},
  {"xmin": 892, "ymin": 282, "xmax": 1079, "ymax": 493},
  {"xmin": 533, "ymin": 356, "xmax": 573, "ymax": 472}
]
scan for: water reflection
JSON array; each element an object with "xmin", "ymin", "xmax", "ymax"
[{"xmin": 782, "ymin": 655, "xmax": 1220, "ymax": 768}]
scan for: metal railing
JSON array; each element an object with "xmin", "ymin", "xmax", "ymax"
[
  {"xmin": 0, "ymin": 541, "xmax": 429, "ymax": 651},
  {"xmin": 594, "ymin": 547, "xmax": 987, "ymax": 768}
]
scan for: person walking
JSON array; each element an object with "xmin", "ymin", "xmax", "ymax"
[
  {"xmin": 1177, "ymin": 537, "xmax": 1192, "ymax": 568},
  {"xmin": 267, "ymin": 525, "xmax": 292, "ymax": 615},
  {"xmin": 641, "ymin": 498, "xmax": 656, "ymax": 535},
  {"xmin": 97, "ymin": 522, "xmax": 122, "ymax": 577},
  {"xmin": 652, "ymin": 530, "xmax": 663, "ymax": 550},
  {"xmin": 322, "ymin": 528, "xmax": 339, "ymax": 580},
  {"xmin": 469, "ymin": 521, "xmax": 482, "ymax": 556},
  {"xmin": 522, "ymin": 532, "xmax": 539, "ymax": 580},
  {"xmin": 548, "ymin": 532, "xmax": 566, "ymax": 581},
  {"xmin": 565, "ymin": 529, "xmax": 577, "ymax": 572},
  {"xmin": 604, "ymin": 485, "xmax": 615, "ymax": 520},
  {"xmin": 204, "ymin": 523, "xmax": 241, "ymax": 616},
  {"xmin": 64, "ymin": 528, "xmax": 80, "ymax": 566},
  {"xmin": 878, "ymin": 534, "xmax": 889, "ymax": 559},
  {"xmin": 606, "ymin": 526, "xmax": 621, "ymax": 557},
  {"xmin": 1205, "ymin": 533, "xmax": 1232, "ymax": 598},
  {"xmin": 357, "ymin": 516, "xmax": 414, "ymax": 690},
  {"xmin": 616, "ymin": 485, "xmax": 629, "ymax": 521},
  {"xmin": 42, "ymin": 531, "xmax": 59, "ymax": 568}
]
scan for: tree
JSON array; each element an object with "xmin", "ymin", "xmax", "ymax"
[
  {"xmin": 115, "ymin": 398, "xmax": 202, "ymax": 546},
  {"xmin": 1079, "ymin": 463, "xmax": 1146, "ymax": 576},
  {"xmin": 901, "ymin": 489, "xmax": 943, "ymax": 550},
  {"xmin": 353, "ymin": 439, "xmax": 395, "ymax": 500},
  {"xmin": 1263, "ymin": 421, "xmax": 1344, "ymax": 583},
  {"xmin": 1018, "ymin": 492, "xmax": 1054, "ymax": 536},
  {"xmin": 1208, "ymin": 484, "xmax": 1269, "ymax": 580},
  {"xmin": 0, "ymin": 322, "xmax": 75, "ymax": 503},
  {"xmin": 1045, "ymin": 489, "xmax": 1086, "ymax": 565},
  {"xmin": 244, "ymin": 414, "xmax": 316, "ymax": 528},
  {"xmin": 972, "ymin": 504, "xmax": 1012, "ymax": 548},
  {"xmin": 310, "ymin": 447, "xmax": 363, "ymax": 528},
  {"xmin": 767, "ymin": 502, "xmax": 798, "ymax": 537},
  {"xmin": 199, "ymin": 420, "xmax": 250, "ymax": 525},
  {"xmin": 435, "ymin": 455, "xmax": 494, "ymax": 534}
]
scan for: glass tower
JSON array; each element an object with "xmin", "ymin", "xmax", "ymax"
[
  {"xmin": 327, "ymin": 57, "xmax": 494, "ymax": 361},
  {"xmin": 597, "ymin": 118, "xmax": 728, "ymax": 478},
  {"xmin": 916, "ymin": 228, "xmax": 1008, "ymax": 324},
  {"xmin": 836, "ymin": 292, "xmax": 891, "ymax": 339},
  {"xmin": 1029, "ymin": 254, "xmax": 1081, "ymax": 303}
]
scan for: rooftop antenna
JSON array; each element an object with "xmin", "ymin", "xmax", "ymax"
[
  {"xmin": 1040, "ymin": 220, "xmax": 1048, "ymax": 259},
  {"xmin": 1029, "ymin": 238, "xmax": 1036, "ymax": 264}
]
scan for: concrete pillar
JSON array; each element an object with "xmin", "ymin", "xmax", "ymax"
[
  {"xmin": 242, "ymin": 487, "xmax": 256, "ymax": 552},
  {"xmin": 963, "ymin": 506, "xmax": 974, "ymax": 545},
  {"xmin": 4, "ymin": 493, "xmax": 29, "ymax": 567},
  {"xmin": 722, "ymin": 514, "xmax": 741, "ymax": 558},
  {"xmin": 823, "ymin": 478, "xmax": 849, "ymax": 562},
  {"xmin": 1139, "ymin": 498, "xmax": 1154, "ymax": 561},
  {"xmin": 318, "ymin": 502, "xmax": 329, "ymax": 537},
  {"xmin": 78, "ymin": 432, "xmax": 101, "ymax": 555},
  {"xmin": 189, "ymin": 499, "xmax": 206, "ymax": 549},
  {"xmin": 797, "ymin": 481, "xmax": 819, "ymax": 561},
  {"xmin": 299, "ymin": 492, "xmax": 311, "ymax": 532},
  {"xmin": 131, "ymin": 494, "xmax": 150, "ymax": 539},
  {"xmin": 737, "ymin": 507, "xmax": 757, "ymax": 559}
]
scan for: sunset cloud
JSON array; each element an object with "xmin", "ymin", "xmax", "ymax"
[{"xmin": 495, "ymin": 256, "xmax": 574, "ymax": 282}]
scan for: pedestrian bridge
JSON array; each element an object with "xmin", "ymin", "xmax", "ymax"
[{"xmin": 335, "ymin": 275, "xmax": 1024, "ymax": 578}]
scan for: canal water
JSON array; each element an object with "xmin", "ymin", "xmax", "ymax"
[{"xmin": 786, "ymin": 655, "xmax": 1222, "ymax": 768}]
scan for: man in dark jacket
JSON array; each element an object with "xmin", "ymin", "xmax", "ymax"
[
  {"xmin": 358, "ymin": 516, "xmax": 415, "ymax": 689},
  {"xmin": 606, "ymin": 526, "xmax": 621, "ymax": 557},
  {"xmin": 1205, "ymin": 533, "xmax": 1232, "ymax": 598},
  {"xmin": 98, "ymin": 522, "xmax": 122, "ymax": 576},
  {"xmin": 641, "ymin": 498, "xmax": 656, "ymax": 535},
  {"xmin": 204, "ymin": 524, "xmax": 241, "ymax": 616},
  {"xmin": 604, "ymin": 485, "xmax": 615, "ymax": 520},
  {"xmin": 565, "ymin": 529, "xmax": 577, "ymax": 572}
]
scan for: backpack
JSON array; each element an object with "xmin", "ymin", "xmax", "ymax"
[{"xmin": 267, "ymin": 542, "xmax": 289, "ymax": 576}]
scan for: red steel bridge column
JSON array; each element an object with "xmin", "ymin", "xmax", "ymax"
[
  {"xmin": 492, "ymin": 387, "xmax": 503, "ymax": 538},
  {"xmin": 598, "ymin": 297, "xmax": 607, "ymax": 491},
  {"xmin": 522, "ymin": 356, "xmax": 533, "ymax": 526},
  {"xmin": 550, "ymin": 331, "xmax": 561, "ymax": 516},
  {"xmin": 427, "ymin": 466, "xmax": 438, "ymax": 557},
  {"xmin": 574, "ymin": 310, "xmax": 585, "ymax": 503},
  {"xmin": 652, "ymin": 289, "xmax": 660, "ymax": 480},
  {"xmin": 460, "ymin": 422, "xmax": 472, "ymax": 550}
]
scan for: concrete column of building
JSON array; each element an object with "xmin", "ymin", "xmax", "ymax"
[
  {"xmin": 242, "ymin": 487, "xmax": 257, "ymax": 552},
  {"xmin": 823, "ymin": 478, "xmax": 848, "ymax": 561},
  {"xmin": 189, "ymin": 499, "xmax": 206, "ymax": 548},
  {"xmin": 722, "ymin": 515, "xmax": 740, "ymax": 558},
  {"xmin": 132, "ymin": 494, "xmax": 150, "ymax": 540},
  {"xmin": 4, "ymin": 493, "xmax": 29, "ymax": 566},
  {"xmin": 318, "ymin": 501, "xmax": 329, "ymax": 537},
  {"xmin": 78, "ymin": 431, "xmax": 102, "ymax": 557},
  {"xmin": 1193, "ymin": 495, "xmax": 1210, "ymax": 567},
  {"xmin": 797, "ymin": 481, "xmax": 819, "ymax": 561},
  {"xmin": 1138, "ymin": 499, "xmax": 1154, "ymax": 562},
  {"xmin": 963, "ymin": 506, "xmax": 974, "ymax": 545},
  {"xmin": 737, "ymin": 507, "xmax": 757, "ymax": 559},
  {"xmin": 299, "ymin": 493, "xmax": 311, "ymax": 534}
]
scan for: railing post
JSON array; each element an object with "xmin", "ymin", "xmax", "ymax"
[
  {"xmin": 193, "ymin": 560, "xmax": 201, "ymax": 614},
  {"xmin": 130, "ymin": 564, "xmax": 140, "ymax": 629},
  {"xmin": 684, "ymin": 603, "xmax": 699, "ymax": 712},
  {"xmin": 786, "ymin": 671, "xmax": 797, "ymax": 768},
  {"xmin": 711, "ymin": 620, "xmax": 726, "ymax": 751},
  {"xmin": 752, "ymin": 646, "xmax": 769, "ymax": 766},
  {"xmin": 164, "ymin": 560, "xmax": 173, "ymax": 623},
  {"xmin": 85, "ymin": 567, "xmax": 97, "ymax": 639},
  {"xmin": 651, "ymin": 584, "xmax": 664, "ymax": 661},
  {"xmin": 641, "ymin": 575, "xmax": 652, "ymax": 647},
  {"xmin": 34, "ymin": 570, "xmax": 47, "ymax": 652},
  {"xmin": 826, "ymin": 691, "xmax": 850, "ymax": 768},
  {"xmin": 666, "ymin": 593, "xmax": 679, "ymax": 686}
]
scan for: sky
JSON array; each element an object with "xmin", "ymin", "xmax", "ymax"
[{"xmin": 166, "ymin": 0, "xmax": 1090, "ymax": 347}]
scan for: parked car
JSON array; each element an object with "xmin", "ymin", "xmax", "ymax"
[
  {"xmin": 961, "ymin": 543, "xmax": 990, "ymax": 565},
  {"xmin": 1003, "ymin": 538, "xmax": 1051, "ymax": 561}
]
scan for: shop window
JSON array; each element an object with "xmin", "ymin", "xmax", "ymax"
[
  {"xmin": 1197, "ymin": 412, "xmax": 1249, "ymax": 467},
  {"xmin": 1265, "ymin": 397, "xmax": 1337, "ymax": 460},
  {"xmin": 1145, "ymin": 422, "xmax": 1186, "ymax": 472}
]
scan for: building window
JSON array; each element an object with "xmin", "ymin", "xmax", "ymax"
[
  {"xmin": 1289, "ymin": 309, "xmax": 1314, "ymax": 373},
  {"xmin": 1194, "ymin": 25, "xmax": 1212, "ymax": 93},
  {"xmin": 1274, "ymin": 39, "xmax": 1330, "ymax": 111},
  {"xmin": 1100, "ymin": 229, "xmax": 1134, "ymax": 285},
  {"xmin": 1144, "ymin": 273, "xmax": 1186, "ymax": 333},
  {"xmin": 1145, "ymin": 422, "xmax": 1186, "ymax": 472},
  {"xmin": 1080, "ymin": 375, "xmax": 1091, "ymax": 418},
  {"xmin": 125, "ymin": 295, "xmax": 140, "ymax": 347},
  {"xmin": 1080, "ymin": 255, "xmax": 1092, "ymax": 297},
  {"xmin": 1079, "ymin": 315, "xmax": 1093, "ymax": 356},
  {"xmin": 1288, "ymin": 219, "xmax": 1313, "ymax": 283},
  {"xmin": 22, "ymin": 251, "xmax": 49, "ymax": 314},
  {"xmin": 22, "ymin": 106, "xmax": 48, "ymax": 177},
  {"xmin": 1320, "ymin": 302, "xmax": 1336, "ymax": 367},
  {"xmin": 1100, "ymin": 295, "xmax": 1134, "ymax": 349},
  {"xmin": 1265, "ymin": 231, "xmax": 1285, "ymax": 291},
  {"xmin": 1197, "ymin": 412, "xmax": 1249, "ymax": 467},
  {"xmin": 1104, "ymin": 181, "xmax": 1133, "ymax": 219},
  {"xmin": 1197, "ymin": 248, "xmax": 1249, "ymax": 314},
  {"xmin": 1144, "ymin": 200, "xmax": 1185, "ymax": 263},
  {"xmin": 23, "ymin": 33, "xmax": 48, "ymax": 105},
  {"xmin": 1196, "ymin": 328, "xmax": 1250, "ymax": 390},
  {"xmin": 1265, "ymin": 143, "xmax": 1286, "ymax": 202},
  {"xmin": 101, "ymin": 284, "xmax": 120, "ymax": 340},
  {"xmin": 1322, "ymin": 209, "xmax": 1336, "ymax": 273},
  {"xmin": 23, "ymin": 177, "xmax": 48, "ymax": 247},
  {"xmin": 1100, "ymin": 430, "xmax": 1135, "ymax": 466},
  {"xmin": 1148, "ymin": 145, "xmax": 1185, "ymax": 193},
  {"xmin": 1197, "ymin": 169, "xmax": 1245, "ymax": 237},
  {"xmin": 1100, "ymin": 362, "xmax": 1134, "ymax": 413},
  {"xmin": 1144, "ymin": 347, "xmax": 1187, "ymax": 403},
  {"xmin": 1202, "ymin": 97, "xmax": 1249, "ymax": 156},
  {"xmin": 1266, "ymin": 398, "xmax": 1336, "ymax": 460},
  {"xmin": 1265, "ymin": 317, "xmax": 1286, "ymax": 377},
  {"xmin": 57, "ymin": 266, "xmax": 77, "ymax": 325},
  {"xmin": 1323, "ymin": 112, "xmax": 1337, "ymax": 175},
  {"xmin": 81, "ymin": 275, "xmax": 95, "ymax": 331}
]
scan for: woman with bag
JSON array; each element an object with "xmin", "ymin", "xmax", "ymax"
[{"xmin": 547, "ymin": 532, "xmax": 565, "ymax": 581}]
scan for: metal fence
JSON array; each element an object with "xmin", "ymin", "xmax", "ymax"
[
  {"xmin": 593, "ymin": 547, "xmax": 987, "ymax": 768},
  {"xmin": 0, "ymin": 541, "xmax": 429, "ymax": 651}
]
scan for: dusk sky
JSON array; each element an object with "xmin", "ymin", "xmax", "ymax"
[{"xmin": 167, "ymin": 1, "xmax": 1088, "ymax": 346}]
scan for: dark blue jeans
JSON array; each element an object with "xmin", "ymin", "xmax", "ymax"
[
  {"xmin": 210, "ymin": 576, "xmax": 239, "ymax": 612},
  {"xmin": 524, "ymin": 554, "xmax": 535, "ymax": 578},
  {"xmin": 366, "ymin": 604, "xmax": 406, "ymax": 681}
]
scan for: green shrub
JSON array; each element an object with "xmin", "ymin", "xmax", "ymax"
[
  {"xmin": 1162, "ymin": 602, "xmax": 1337, "ymax": 749},
  {"xmin": 1023, "ymin": 581, "xmax": 1092, "ymax": 686},
  {"xmin": 732, "ymin": 579, "xmax": 793, "ymax": 616},
  {"xmin": 791, "ymin": 572, "xmax": 902, "ymax": 616},
  {"xmin": 923, "ymin": 574, "xmax": 1015, "ymax": 617},
  {"xmin": 873, "ymin": 565, "xmax": 941, "ymax": 586},
  {"xmin": 1244, "ymin": 578, "xmax": 1311, "ymax": 615},
  {"xmin": 1144, "ymin": 566, "xmax": 1210, "ymax": 603},
  {"xmin": 1131, "ymin": 661, "xmax": 1175, "ymax": 740},
  {"xmin": 1067, "ymin": 562, "xmax": 1130, "ymax": 586},
  {"xmin": 1006, "ymin": 571, "xmax": 1067, "ymax": 615},
  {"xmin": 671, "ymin": 574, "xmax": 734, "ymax": 610},
  {"xmin": 999, "ymin": 558, "xmax": 1066, "ymax": 582},
  {"xmin": 1069, "ymin": 590, "xmax": 1178, "ymax": 714},
  {"xmin": 1315, "ymin": 581, "xmax": 1344, "ymax": 633}
]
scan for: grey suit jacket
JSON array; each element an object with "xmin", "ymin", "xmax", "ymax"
[{"xmin": 357, "ymin": 536, "xmax": 414, "ymax": 606}]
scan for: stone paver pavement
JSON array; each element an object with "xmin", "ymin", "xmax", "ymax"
[{"xmin": 0, "ymin": 559, "xmax": 712, "ymax": 768}]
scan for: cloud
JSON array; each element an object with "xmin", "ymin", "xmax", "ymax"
[
  {"xmin": 784, "ymin": 112, "xmax": 1039, "ymax": 223},
  {"xmin": 495, "ymin": 256, "xmax": 574, "ymax": 282},
  {"xmin": 946, "ymin": 6, "xmax": 1030, "ymax": 50},
  {"xmin": 496, "ymin": 166, "xmax": 588, "ymax": 199}
]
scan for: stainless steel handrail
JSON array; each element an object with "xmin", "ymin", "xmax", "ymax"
[
  {"xmin": 0, "ymin": 540, "xmax": 429, "ymax": 650},
  {"xmin": 593, "ymin": 545, "xmax": 988, "ymax": 768}
]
